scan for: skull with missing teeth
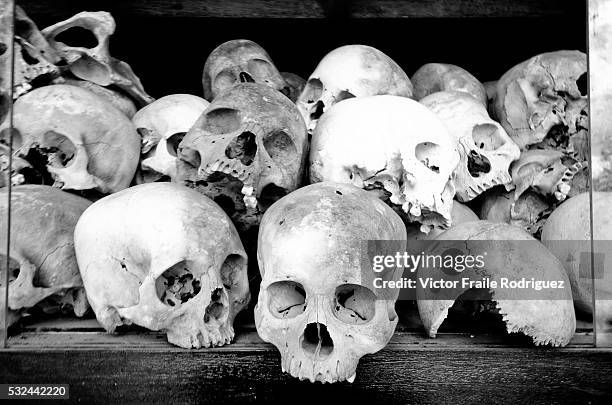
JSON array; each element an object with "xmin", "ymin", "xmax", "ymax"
[
  {"xmin": 296, "ymin": 44, "xmax": 413, "ymax": 135},
  {"xmin": 202, "ymin": 39, "xmax": 288, "ymax": 101},
  {"xmin": 310, "ymin": 95, "xmax": 459, "ymax": 231},
  {"xmin": 494, "ymin": 50, "xmax": 588, "ymax": 159},
  {"xmin": 134, "ymin": 94, "xmax": 210, "ymax": 182},
  {"xmin": 256, "ymin": 182, "xmax": 407, "ymax": 383},
  {"xmin": 8, "ymin": 84, "xmax": 140, "ymax": 194},
  {"xmin": 175, "ymin": 83, "xmax": 308, "ymax": 232},
  {"xmin": 74, "ymin": 183, "xmax": 250, "ymax": 348},
  {"xmin": 420, "ymin": 91, "xmax": 520, "ymax": 202}
]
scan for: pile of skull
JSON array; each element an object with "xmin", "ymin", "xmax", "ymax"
[{"xmin": 0, "ymin": 8, "xmax": 609, "ymax": 384}]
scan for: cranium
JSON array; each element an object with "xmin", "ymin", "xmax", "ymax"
[
  {"xmin": 417, "ymin": 220, "xmax": 575, "ymax": 346},
  {"xmin": 42, "ymin": 11, "xmax": 154, "ymax": 106},
  {"xmin": 62, "ymin": 78, "xmax": 138, "ymax": 118},
  {"xmin": 281, "ymin": 72, "xmax": 306, "ymax": 103},
  {"xmin": 256, "ymin": 182, "xmax": 406, "ymax": 383},
  {"xmin": 202, "ymin": 39, "xmax": 288, "ymax": 101},
  {"xmin": 0, "ymin": 185, "xmax": 91, "ymax": 326},
  {"xmin": 510, "ymin": 149, "xmax": 587, "ymax": 202},
  {"xmin": 11, "ymin": 6, "xmax": 62, "ymax": 99},
  {"xmin": 494, "ymin": 50, "xmax": 588, "ymax": 159},
  {"xmin": 542, "ymin": 192, "xmax": 612, "ymax": 319},
  {"xmin": 406, "ymin": 201, "xmax": 478, "ymax": 240},
  {"xmin": 296, "ymin": 45, "xmax": 413, "ymax": 135},
  {"xmin": 176, "ymin": 83, "xmax": 308, "ymax": 232},
  {"xmin": 9, "ymin": 84, "xmax": 140, "ymax": 195},
  {"xmin": 411, "ymin": 63, "xmax": 487, "ymax": 106},
  {"xmin": 134, "ymin": 94, "xmax": 209, "ymax": 182},
  {"xmin": 420, "ymin": 91, "xmax": 520, "ymax": 202},
  {"xmin": 74, "ymin": 182, "xmax": 250, "ymax": 348},
  {"xmin": 479, "ymin": 188, "xmax": 551, "ymax": 236},
  {"xmin": 310, "ymin": 95, "xmax": 458, "ymax": 231}
]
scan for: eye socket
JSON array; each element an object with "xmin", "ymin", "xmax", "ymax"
[
  {"xmin": 332, "ymin": 284, "xmax": 376, "ymax": 325},
  {"xmin": 213, "ymin": 70, "xmax": 239, "ymax": 94},
  {"xmin": 204, "ymin": 108, "xmax": 241, "ymax": 135},
  {"xmin": 155, "ymin": 260, "xmax": 202, "ymax": 307},
  {"xmin": 166, "ymin": 132, "xmax": 186, "ymax": 157},
  {"xmin": 246, "ymin": 59, "xmax": 276, "ymax": 82},
  {"xmin": 53, "ymin": 26, "xmax": 99, "ymax": 49},
  {"xmin": 577, "ymin": 72, "xmax": 588, "ymax": 97},
  {"xmin": 301, "ymin": 78, "xmax": 323, "ymax": 104},
  {"xmin": 472, "ymin": 124, "xmax": 506, "ymax": 151},
  {"xmin": 335, "ymin": 90, "xmax": 355, "ymax": 102},
  {"xmin": 267, "ymin": 281, "xmax": 306, "ymax": 319},
  {"xmin": 415, "ymin": 142, "xmax": 441, "ymax": 173}
]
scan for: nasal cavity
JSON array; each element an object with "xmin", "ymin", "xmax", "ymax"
[
  {"xmin": 467, "ymin": 150, "xmax": 491, "ymax": 177},
  {"xmin": 310, "ymin": 100, "xmax": 325, "ymax": 120},
  {"xmin": 225, "ymin": 131, "xmax": 257, "ymax": 166},
  {"xmin": 301, "ymin": 322, "xmax": 334, "ymax": 360},
  {"xmin": 239, "ymin": 72, "xmax": 255, "ymax": 83}
]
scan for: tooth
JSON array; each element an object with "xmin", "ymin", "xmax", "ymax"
[
  {"xmin": 557, "ymin": 183, "xmax": 571, "ymax": 195},
  {"xmin": 410, "ymin": 204, "xmax": 422, "ymax": 217},
  {"xmin": 241, "ymin": 185, "xmax": 254, "ymax": 196},
  {"xmin": 244, "ymin": 195, "xmax": 257, "ymax": 208},
  {"xmin": 346, "ymin": 373, "xmax": 356, "ymax": 383},
  {"xmin": 206, "ymin": 160, "xmax": 221, "ymax": 173},
  {"xmin": 554, "ymin": 191, "xmax": 567, "ymax": 201}
]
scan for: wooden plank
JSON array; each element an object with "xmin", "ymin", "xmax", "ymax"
[
  {"xmin": 0, "ymin": 341, "xmax": 610, "ymax": 404},
  {"xmin": 0, "ymin": 0, "xmax": 14, "ymax": 350},
  {"xmin": 15, "ymin": 0, "xmax": 583, "ymax": 20},
  {"xmin": 588, "ymin": 0, "xmax": 612, "ymax": 347}
]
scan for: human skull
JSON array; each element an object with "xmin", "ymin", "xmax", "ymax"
[
  {"xmin": 420, "ymin": 91, "xmax": 520, "ymax": 202},
  {"xmin": 202, "ymin": 39, "xmax": 288, "ymax": 101},
  {"xmin": 494, "ymin": 51, "xmax": 588, "ymax": 158},
  {"xmin": 256, "ymin": 182, "xmax": 406, "ymax": 383},
  {"xmin": 63, "ymin": 78, "xmax": 138, "ymax": 118},
  {"xmin": 406, "ymin": 201, "xmax": 478, "ymax": 240},
  {"xmin": 74, "ymin": 182, "xmax": 250, "ymax": 348},
  {"xmin": 310, "ymin": 95, "xmax": 458, "ymax": 231},
  {"xmin": 281, "ymin": 72, "xmax": 306, "ymax": 103},
  {"xmin": 42, "ymin": 11, "xmax": 154, "ymax": 106},
  {"xmin": 411, "ymin": 63, "xmax": 487, "ymax": 106},
  {"xmin": 134, "ymin": 94, "xmax": 209, "ymax": 182},
  {"xmin": 510, "ymin": 149, "xmax": 587, "ymax": 202},
  {"xmin": 542, "ymin": 192, "xmax": 612, "ymax": 319},
  {"xmin": 417, "ymin": 220, "xmax": 575, "ymax": 346},
  {"xmin": 8, "ymin": 84, "xmax": 140, "ymax": 194},
  {"xmin": 175, "ymin": 83, "xmax": 308, "ymax": 232},
  {"xmin": 296, "ymin": 45, "xmax": 413, "ymax": 135},
  {"xmin": 479, "ymin": 188, "xmax": 551, "ymax": 236},
  {"xmin": 0, "ymin": 185, "xmax": 91, "ymax": 326},
  {"xmin": 11, "ymin": 6, "xmax": 62, "ymax": 99}
]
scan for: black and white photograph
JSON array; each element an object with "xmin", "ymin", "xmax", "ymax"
[{"xmin": 0, "ymin": 0, "xmax": 611, "ymax": 403}]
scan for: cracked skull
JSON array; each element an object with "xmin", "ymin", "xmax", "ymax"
[
  {"xmin": 8, "ymin": 84, "xmax": 140, "ymax": 194},
  {"xmin": 255, "ymin": 182, "xmax": 406, "ymax": 383},
  {"xmin": 509, "ymin": 149, "xmax": 587, "ymax": 202},
  {"xmin": 74, "ymin": 182, "xmax": 250, "ymax": 348},
  {"xmin": 175, "ymin": 83, "xmax": 308, "ymax": 232},
  {"xmin": 134, "ymin": 94, "xmax": 210, "ymax": 182},
  {"xmin": 417, "ymin": 220, "xmax": 575, "ymax": 346},
  {"xmin": 494, "ymin": 50, "xmax": 588, "ymax": 159},
  {"xmin": 0, "ymin": 185, "xmax": 91, "ymax": 326},
  {"xmin": 420, "ymin": 91, "xmax": 520, "ymax": 202},
  {"xmin": 202, "ymin": 39, "xmax": 288, "ymax": 101},
  {"xmin": 42, "ymin": 11, "xmax": 154, "ymax": 106},
  {"xmin": 310, "ymin": 95, "xmax": 458, "ymax": 232},
  {"xmin": 296, "ymin": 45, "xmax": 413, "ymax": 135}
]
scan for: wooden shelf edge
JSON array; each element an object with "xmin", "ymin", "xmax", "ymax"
[{"xmin": 17, "ymin": 0, "xmax": 584, "ymax": 20}]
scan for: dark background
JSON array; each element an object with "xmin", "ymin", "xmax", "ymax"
[{"xmin": 23, "ymin": 15, "xmax": 588, "ymax": 100}]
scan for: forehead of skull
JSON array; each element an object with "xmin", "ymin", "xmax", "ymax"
[
  {"xmin": 13, "ymin": 85, "xmax": 126, "ymax": 138},
  {"xmin": 421, "ymin": 90, "xmax": 487, "ymax": 115},
  {"xmin": 209, "ymin": 39, "xmax": 273, "ymax": 64},
  {"xmin": 204, "ymin": 83, "xmax": 299, "ymax": 123},
  {"xmin": 310, "ymin": 45, "xmax": 401, "ymax": 91},
  {"xmin": 259, "ymin": 183, "xmax": 405, "ymax": 285},
  {"xmin": 133, "ymin": 94, "xmax": 209, "ymax": 134},
  {"xmin": 532, "ymin": 51, "xmax": 587, "ymax": 80}
]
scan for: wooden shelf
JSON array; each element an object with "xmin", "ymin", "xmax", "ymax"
[
  {"xmin": 17, "ymin": 0, "xmax": 584, "ymax": 20},
  {"xmin": 1, "ymin": 322, "xmax": 610, "ymax": 404}
]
